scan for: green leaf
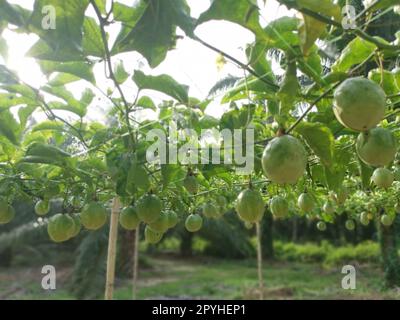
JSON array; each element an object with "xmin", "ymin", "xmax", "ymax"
[
  {"xmin": 112, "ymin": 1, "xmax": 148, "ymax": 24},
  {"xmin": 359, "ymin": 158, "xmax": 373, "ymax": 190},
  {"xmin": 0, "ymin": 65, "xmax": 18, "ymax": 84},
  {"xmin": 126, "ymin": 161, "xmax": 150, "ymax": 193},
  {"xmin": 137, "ymin": 96, "xmax": 156, "ymax": 111},
  {"xmin": 41, "ymin": 86, "xmax": 93, "ymax": 117},
  {"xmin": 29, "ymin": 0, "xmax": 89, "ymax": 56},
  {"xmin": 295, "ymin": 0, "xmax": 341, "ymax": 56},
  {"xmin": 0, "ymin": 2, "xmax": 30, "ymax": 27},
  {"xmin": 197, "ymin": 0, "xmax": 263, "ymax": 37},
  {"xmin": 277, "ymin": 58, "xmax": 299, "ymax": 113},
  {"xmin": 18, "ymin": 105, "xmax": 37, "ymax": 128},
  {"xmin": 39, "ymin": 60, "xmax": 95, "ymax": 83},
  {"xmin": 48, "ymin": 73, "xmax": 81, "ymax": 86},
  {"xmin": 32, "ymin": 121, "xmax": 65, "ymax": 132},
  {"xmin": 0, "ymin": 109, "xmax": 21, "ymax": 145},
  {"xmin": 0, "ymin": 93, "xmax": 33, "ymax": 110},
  {"xmin": 82, "ymin": 17, "xmax": 105, "ymax": 58},
  {"xmin": 161, "ymin": 164, "xmax": 186, "ymax": 189},
  {"xmin": 295, "ymin": 122, "xmax": 334, "ymax": 166},
  {"xmin": 260, "ymin": 17, "xmax": 300, "ymax": 51},
  {"xmin": 332, "ymin": 38, "xmax": 377, "ymax": 72},
  {"xmin": 114, "ymin": 61, "xmax": 129, "ymax": 85},
  {"xmin": 112, "ymin": 0, "xmax": 194, "ymax": 67},
  {"xmin": 133, "ymin": 70, "xmax": 189, "ymax": 103},
  {"xmin": 246, "ymin": 42, "xmax": 276, "ymax": 85},
  {"xmin": 368, "ymin": 69, "xmax": 398, "ymax": 96}
]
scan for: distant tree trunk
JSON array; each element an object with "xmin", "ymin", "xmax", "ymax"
[
  {"xmin": 180, "ymin": 231, "xmax": 193, "ymax": 257},
  {"xmin": 377, "ymin": 213, "xmax": 400, "ymax": 288},
  {"xmin": 118, "ymin": 230, "xmax": 135, "ymax": 276},
  {"xmin": 0, "ymin": 247, "xmax": 12, "ymax": 267},
  {"xmin": 261, "ymin": 209, "xmax": 274, "ymax": 259},
  {"xmin": 292, "ymin": 216, "xmax": 298, "ymax": 243}
]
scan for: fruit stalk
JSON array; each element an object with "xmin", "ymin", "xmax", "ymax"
[
  {"xmin": 256, "ymin": 222, "xmax": 264, "ymax": 300},
  {"xmin": 105, "ymin": 197, "xmax": 121, "ymax": 300}
]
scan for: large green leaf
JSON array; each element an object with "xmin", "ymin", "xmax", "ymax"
[
  {"xmin": 82, "ymin": 17, "xmax": 105, "ymax": 58},
  {"xmin": 126, "ymin": 161, "xmax": 150, "ymax": 193},
  {"xmin": 332, "ymin": 38, "xmax": 377, "ymax": 72},
  {"xmin": 29, "ymin": 0, "xmax": 89, "ymax": 54},
  {"xmin": 41, "ymin": 86, "xmax": 94, "ymax": 117},
  {"xmin": 39, "ymin": 60, "xmax": 95, "ymax": 83},
  {"xmin": 260, "ymin": 17, "xmax": 300, "ymax": 51},
  {"xmin": 0, "ymin": 1, "xmax": 30, "ymax": 27},
  {"xmin": 295, "ymin": 0, "xmax": 341, "ymax": 56},
  {"xmin": 112, "ymin": 0, "xmax": 194, "ymax": 68},
  {"xmin": 22, "ymin": 142, "xmax": 71, "ymax": 166},
  {"xmin": 197, "ymin": 0, "xmax": 263, "ymax": 37},
  {"xmin": 0, "ymin": 109, "xmax": 21, "ymax": 145},
  {"xmin": 295, "ymin": 122, "xmax": 334, "ymax": 167},
  {"xmin": 133, "ymin": 70, "xmax": 189, "ymax": 104}
]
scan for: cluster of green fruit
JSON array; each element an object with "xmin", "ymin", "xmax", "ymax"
[
  {"xmin": 45, "ymin": 201, "xmax": 108, "ymax": 243},
  {"xmin": 260, "ymin": 77, "xmax": 397, "ymax": 190},
  {"xmin": 119, "ymin": 193, "xmax": 179, "ymax": 244}
]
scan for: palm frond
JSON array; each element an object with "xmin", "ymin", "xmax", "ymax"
[{"xmin": 208, "ymin": 75, "xmax": 241, "ymax": 97}]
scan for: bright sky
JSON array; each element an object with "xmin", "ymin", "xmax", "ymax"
[{"xmin": 1, "ymin": 0, "xmax": 293, "ymax": 122}]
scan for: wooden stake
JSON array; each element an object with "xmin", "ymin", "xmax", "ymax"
[
  {"xmin": 256, "ymin": 222, "xmax": 264, "ymax": 300},
  {"xmin": 105, "ymin": 197, "xmax": 120, "ymax": 300},
  {"xmin": 132, "ymin": 225, "xmax": 140, "ymax": 300}
]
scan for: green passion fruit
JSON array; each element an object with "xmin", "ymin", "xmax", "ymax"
[
  {"xmin": 262, "ymin": 135, "xmax": 307, "ymax": 184},
  {"xmin": 381, "ymin": 214, "xmax": 393, "ymax": 227},
  {"xmin": 297, "ymin": 193, "xmax": 315, "ymax": 212},
  {"xmin": 183, "ymin": 175, "xmax": 199, "ymax": 194},
  {"xmin": 119, "ymin": 206, "xmax": 140, "ymax": 230},
  {"xmin": 148, "ymin": 211, "xmax": 170, "ymax": 233},
  {"xmin": 0, "ymin": 200, "xmax": 15, "ymax": 225},
  {"xmin": 35, "ymin": 200, "xmax": 50, "ymax": 216},
  {"xmin": 145, "ymin": 226, "xmax": 163, "ymax": 244},
  {"xmin": 136, "ymin": 194, "xmax": 162, "ymax": 224},
  {"xmin": 345, "ymin": 219, "xmax": 355, "ymax": 231},
  {"xmin": 202, "ymin": 202, "xmax": 219, "ymax": 218},
  {"xmin": 360, "ymin": 212, "xmax": 370, "ymax": 226},
  {"xmin": 356, "ymin": 127, "xmax": 397, "ymax": 167},
  {"xmin": 185, "ymin": 214, "xmax": 203, "ymax": 232},
  {"xmin": 317, "ymin": 221, "xmax": 327, "ymax": 231},
  {"xmin": 333, "ymin": 77, "xmax": 386, "ymax": 131},
  {"xmin": 371, "ymin": 168, "xmax": 394, "ymax": 189},
  {"xmin": 235, "ymin": 188, "xmax": 265, "ymax": 223},
  {"xmin": 70, "ymin": 214, "xmax": 82, "ymax": 238},
  {"xmin": 47, "ymin": 214, "xmax": 75, "ymax": 243},
  {"xmin": 165, "ymin": 210, "xmax": 178, "ymax": 228},
  {"xmin": 270, "ymin": 196, "xmax": 289, "ymax": 218},
  {"xmin": 80, "ymin": 202, "xmax": 108, "ymax": 230}
]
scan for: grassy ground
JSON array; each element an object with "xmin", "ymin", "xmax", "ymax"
[{"xmin": 1, "ymin": 255, "xmax": 399, "ymax": 300}]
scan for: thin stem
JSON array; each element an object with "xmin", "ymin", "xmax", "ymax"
[{"xmin": 286, "ymin": 81, "xmax": 343, "ymax": 134}]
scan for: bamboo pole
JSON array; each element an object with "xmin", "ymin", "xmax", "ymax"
[
  {"xmin": 105, "ymin": 197, "xmax": 121, "ymax": 300},
  {"xmin": 132, "ymin": 225, "xmax": 140, "ymax": 300},
  {"xmin": 256, "ymin": 222, "xmax": 264, "ymax": 300}
]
